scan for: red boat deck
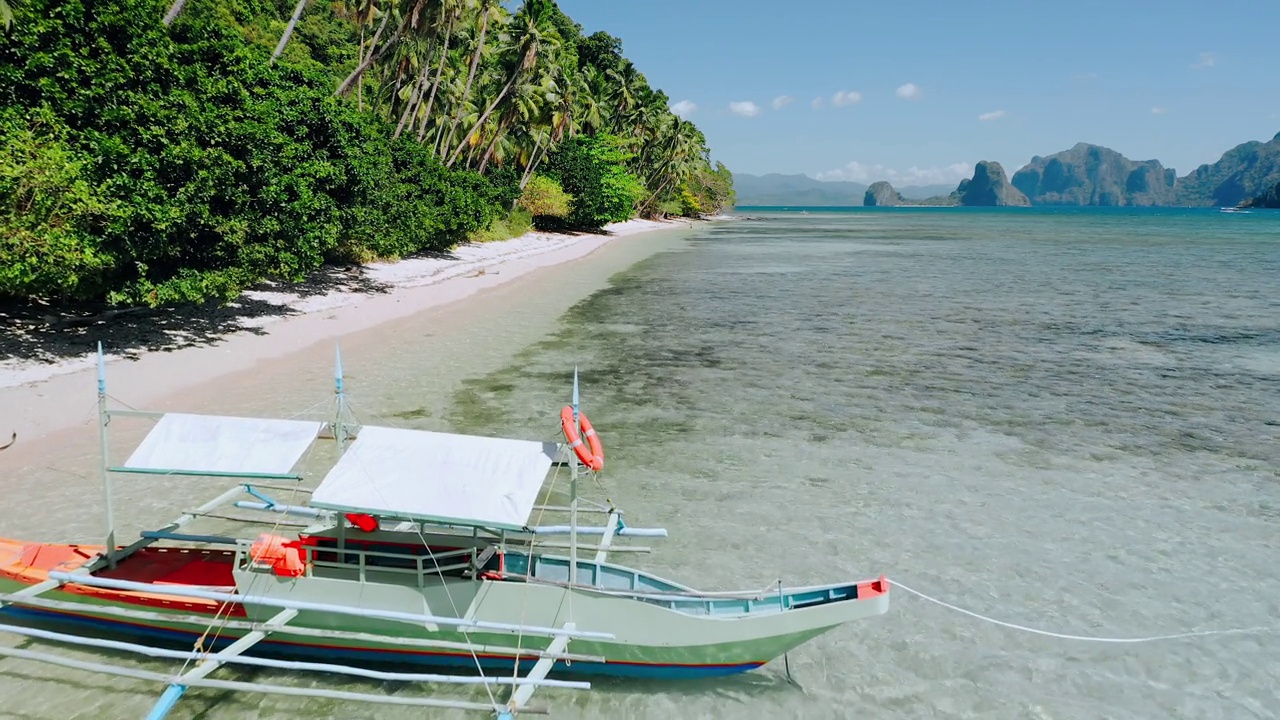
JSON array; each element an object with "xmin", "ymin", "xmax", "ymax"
[
  {"xmin": 97, "ymin": 548, "xmax": 237, "ymax": 589},
  {"xmin": 1, "ymin": 538, "xmax": 241, "ymax": 615}
]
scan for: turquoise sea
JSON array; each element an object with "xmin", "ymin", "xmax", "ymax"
[
  {"xmin": 442, "ymin": 206, "xmax": 1280, "ymax": 719},
  {"xmin": 2, "ymin": 207, "xmax": 1278, "ymax": 719}
]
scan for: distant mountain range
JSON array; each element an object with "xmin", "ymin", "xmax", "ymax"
[
  {"xmin": 731, "ymin": 173, "xmax": 952, "ymax": 205},
  {"xmin": 734, "ymin": 131, "xmax": 1280, "ymax": 208}
]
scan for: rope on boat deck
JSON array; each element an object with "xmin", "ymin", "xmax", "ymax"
[{"xmin": 889, "ymin": 580, "xmax": 1278, "ymax": 644}]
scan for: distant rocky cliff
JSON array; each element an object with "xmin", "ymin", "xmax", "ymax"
[
  {"xmin": 1175, "ymin": 132, "xmax": 1280, "ymax": 206},
  {"xmin": 1242, "ymin": 181, "xmax": 1280, "ymax": 208},
  {"xmin": 1011, "ymin": 143, "xmax": 1176, "ymax": 206},
  {"xmin": 734, "ymin": 130, "xmax": 1280, "ymax": 208},
  {"xmin": 863, "ymin": 181, "xmax": 904, "ymax": 206},
  {"xmin": 957, "ymin": 162, "xmax": 1029, "ymax": 206}
]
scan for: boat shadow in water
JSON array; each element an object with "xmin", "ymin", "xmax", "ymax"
[{"xmin": 583, "ymin": 665, "xmax": 800, "ymax": 701}]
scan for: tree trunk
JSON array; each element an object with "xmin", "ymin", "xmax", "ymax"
[
  {"xmin": 393, "ymin": 61, "xmax": 431, "ymax": 139},
  {"xmin": 447, "ymin": 70, "xmax": 518, "ymax": 166},
  {"xmin": 477, "ymin": 124, "xmax": 505, "ymax": 173},
  {"xmin": 335, "ymin": 11, "xmax": 399, "ymax": 97},
  {"xmin": 271, "ymin": 0, "xmax": 310, "ymax": 64},
  {"xmin": 357, "ymin": 25, "xmax": 365, "ymax": 109},
  {"xmin": 162, "ymin": 0, "xmax": 188, "ymax": 26},
  {"xmin": 416, "ymin": 14, "xmax": 454, "ymax": 142},
  {"xmin": 441, "ymin": 9, "xmax": 490, "ymax": 158},
  {"xmin": 520, "ymin": 136, "xmax": 544, "ymax": 189},
  {"xmin": 642, "ymin": 175, "xmax": 676, "ymax": 214}
]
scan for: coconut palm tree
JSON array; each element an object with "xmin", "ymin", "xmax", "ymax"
[
  {"xmin": 439, "ymin": 0, "xmax": 500, "ymax": 158},
  {"xmin": 446, "ymin": 0, "xmax": 560, "ymax": 167}
]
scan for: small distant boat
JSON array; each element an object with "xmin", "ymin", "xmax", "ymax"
[
  {"xmin": 0, "ymin": 345, "xmax": 890, "ymax": 719},
  {"xmin": 1219, "ymin": 206, "xmax": 1252, "ymax": 214}
]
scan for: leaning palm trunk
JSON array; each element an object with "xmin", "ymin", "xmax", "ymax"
[
  {"xmin": 519, "ymin": 136, "xmax": 544, "ymax": 189},
  {"xmin": 271, "ymin": 0, "xmax": 311, "ymax": 64},
  {"xmin": 441, "ymin": 9, "xmax": 491, "ymax": 157},
  {"xmin": 162, "ymin": 0, "xmax": 187, "ymax": 25},
  {"xmin": 417, "ymin": 15, "xmax": 454, "ymax": 142},
  {"xmin": 335, "ymin": 11, "xmax": 401, "ymax": 97},
  {"xmin": 446, "ymin": 70, "xmax": 519, "ymax": 166},
  {"xmin": 642, "ymin": 174, "xmax": 679, "ymax": 215},
  {"xmin": 477, "ymin": 117, "xmax": 511, "ymax": 173},
  {"xmin": 393, "ymin": 60, "xmax": 432, "ymax": 139}
]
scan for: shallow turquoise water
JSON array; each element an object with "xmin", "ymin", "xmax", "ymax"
[
  {"xmin": 3, "ymin": 209, "xmax": 1278, "ymax": 719},
  {"xmin": 442, "ymin": 208, "xmax": 1280, "ymax": 719}
]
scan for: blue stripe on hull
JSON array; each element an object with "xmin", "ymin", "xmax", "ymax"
[{"xmin": 0, "ymin": 605, "xmax": 765, "ymax": 680}]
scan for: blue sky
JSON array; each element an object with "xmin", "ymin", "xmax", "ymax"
[{"xmin": 555, "ymin": 0, "xmax": 1280, "ymax": 186}]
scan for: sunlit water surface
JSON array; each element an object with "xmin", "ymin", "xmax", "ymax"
[{"xmin": 2, "ymin": 209, "xmax": 1278, "ymax": 719}]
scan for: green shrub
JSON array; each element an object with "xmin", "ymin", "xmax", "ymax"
[
  {"xmin": 0, "ymin": 109, "xmax": 119, "ymax": 299},
  {"xmin": 540, "ymin": 135, "xmax": 644, "ymax": 230},
  {"xmin": 518, "ymin": 175, "xmax": 573, "ymax": 218},
  {"xmin": 470, "ymin": 208, "xmax": 534, "ymax": 243}
]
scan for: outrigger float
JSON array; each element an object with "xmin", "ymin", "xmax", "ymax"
[{"xmin": 0, "ymin": 344, "xmax": 890, "ymax": 718}]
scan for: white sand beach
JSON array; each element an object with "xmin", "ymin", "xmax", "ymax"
[{"xmin": 0, "ymin": 218, "xmax": 692, "ymax": 450}]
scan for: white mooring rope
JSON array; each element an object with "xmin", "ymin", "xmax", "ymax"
[{"xmin": 889, "ymin": 579, "xmax": 1278, "ymax": 644}]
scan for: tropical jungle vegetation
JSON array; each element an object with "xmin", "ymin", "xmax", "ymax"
[{"xmin": 0, "ymin": 0, "xmax": 734, "ymax": 306}]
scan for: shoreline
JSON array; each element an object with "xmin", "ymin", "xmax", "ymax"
[{"xmin": 0, "ymin": 218, "xmax": 694, "ymax": 447}]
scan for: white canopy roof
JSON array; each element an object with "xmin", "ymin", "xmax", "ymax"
[
  {"xmin": 124, "ymin": 413, "xmax": 323, "ymax": 476},
  {"xmin": 310, "ymin": 426, "xmax": 556, "ymax": 531}
]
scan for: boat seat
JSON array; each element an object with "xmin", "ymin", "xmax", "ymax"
[{"xmin": 463, "ymin": 546, "xmax": 498, "ymax": 578}]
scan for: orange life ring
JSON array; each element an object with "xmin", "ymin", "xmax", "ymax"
[{"xmin": 560, "ymin": 405, "xmax": 604, "ymax": 472}]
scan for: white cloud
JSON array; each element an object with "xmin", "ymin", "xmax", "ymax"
[
  {"xmin": 811, "ymin": 96, "xmax": 825, "ymax": 110},
  {"xmin": 728, "ymin": 101, "xmax": 761, "ymax": 117},
  {"xmin": 895, "ymin": 83, "xmax": 921, "ymax": 100},
  {"xmin": 815, "ymin": 160, "xmax": 973, "ymax": 187},
  {"xmin": 771, "ymin": 95, "xmax": 794, "ymax": 110},
  {"xmin": 978, "ymin": 109, "xmax": 1007, "ymax": 121},
  {"xmin": 670, "ymin": 100, "xmax": 697, "ymax": 118},
  {"xmin": 831, "ymin": 90, "xmax": 862, "ymax": 107},
  {"xmin": 1151, "ymin": 106, "xmax": 1166, "ymax": 115},
  {"xmin": 1191, "ymin": 52, "xmax": 1216, "ymax": 69}
]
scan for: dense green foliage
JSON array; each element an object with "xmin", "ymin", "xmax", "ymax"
[
  {"xmin": 0, "ymin": 0, "xmax": 733, "ymax": 306},
  {"xmin": 518, "ymin": 175, "xmax": 572, "ymax": 218},
  {"xmin": 539, "ymin": 136, "xmax": 644, "ymax": 229}
]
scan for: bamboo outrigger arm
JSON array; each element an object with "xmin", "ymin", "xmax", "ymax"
[{"xmin": 0, "ymin": 431, "xmax": 14, "ymax": 451}]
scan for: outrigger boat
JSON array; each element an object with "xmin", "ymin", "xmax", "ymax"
[{"xmin": 0, "ymin": 345, "xmax": 890, "ymax": 718}]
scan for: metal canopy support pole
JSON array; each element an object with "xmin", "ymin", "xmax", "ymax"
[
  {"xmin": 145, "ymin": 608, "xmax": 300, "ymax": 720},
  {"xmin": 592, "ymin": 511, "xmax": 620, "ymax": 572},
  {"xmin": 568, "ymin": 367, "xmax": 580, "ymax": 586},
  {"xmin": 96, "ymin": 342, "xmax": 117, "ymax": 567},
  {"xmin": 503, "ymin": 623, "xmax": 576, "ymax": 719},
  {"xmin": 334, "ymin": 341, "xmax": 349, "ymax": 452},
  {"xmin": 96, "ymin": 484, "xmax": 249, "ymax": 570}
]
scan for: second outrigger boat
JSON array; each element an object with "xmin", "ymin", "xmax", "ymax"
[{"xmin": 0, "ymin": 345, "xmax": 890, "ymax": 718}]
